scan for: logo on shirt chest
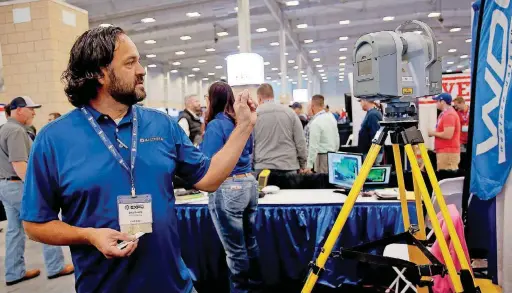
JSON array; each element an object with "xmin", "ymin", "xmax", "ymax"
[{"xmin": 140, "ymin": 137, "xmax": 164, "ymax": 143}]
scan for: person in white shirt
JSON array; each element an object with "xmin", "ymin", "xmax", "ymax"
[
  {"xmin": 178, "ymin": 95, "xmax": 203, "ymax": 145},
  {"xmin": 304, "ymin": 95, "xmax": 340, "ymax": 174}
]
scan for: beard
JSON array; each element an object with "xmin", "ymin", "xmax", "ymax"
[{"xmin": 108, "ymin": 68, "xmax": 146, "ymax": 106}]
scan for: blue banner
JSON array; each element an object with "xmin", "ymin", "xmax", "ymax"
[{"xmin": 470, "ymin": 0, "xmax": 512, "ymax": 200}]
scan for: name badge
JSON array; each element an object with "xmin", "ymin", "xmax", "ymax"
[
  {"xmin": 117, "ymin": 195, "xmax": 153, "ymax": 235},
  {"xmin": 462, "ymin": 125, "xmax": 469, "ymax": 132}
]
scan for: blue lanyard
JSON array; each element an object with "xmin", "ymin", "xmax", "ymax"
[{"xmin": 81, "ymin": 106, "xmax": 139, "ymax": 197}]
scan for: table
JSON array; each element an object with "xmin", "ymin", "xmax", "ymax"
[{"xmin": 175, "ymin": 189, "xmax": 418, "ymax": 291}]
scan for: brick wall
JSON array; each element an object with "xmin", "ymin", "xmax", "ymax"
[{"xmin": 0, "ymin": 0, "xmax": 88, "ymax": 128}]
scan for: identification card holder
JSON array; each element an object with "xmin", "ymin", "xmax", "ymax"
[{"xmin": 117, "ymin": 195, "xmax": 153, "ymax": 235}]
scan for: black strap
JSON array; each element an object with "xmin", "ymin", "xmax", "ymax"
[{"xmin": 1, "ymin": 176, "xmax": 21, "ymax": 181}]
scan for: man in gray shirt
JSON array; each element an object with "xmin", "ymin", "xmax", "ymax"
[
  {"xmin": 0, "ymin": 96, "xmax": 74, "ymax": 286},
  {"xmin": 253, "ymin": 84, "xmax": 307, "ymax": 174}
]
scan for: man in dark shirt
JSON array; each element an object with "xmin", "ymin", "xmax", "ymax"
[{"xmin": 358, "ymin": 99, "xmax": 383, "ymax": 164}]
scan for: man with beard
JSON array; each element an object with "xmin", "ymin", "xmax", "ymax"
[
  {"xmin": 19, "ymin": 27, "xmax": 257, "ymax": 293},
  {"xmin": 178, "ymin": 95, "xmax": 203, "ymax": 146}
]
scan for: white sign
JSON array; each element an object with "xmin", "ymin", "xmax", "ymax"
[
  {"xmin": 293, "ymin": 89, "xmax": 308, "ymax": 102},
  {"xmin": 226, "ymin": 53, "xmax": 264, "ymax": 86}
]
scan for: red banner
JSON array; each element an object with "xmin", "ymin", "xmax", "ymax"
[{"xmin": 419, "ymin": 73, "xmax": 471, "ymax": 104}]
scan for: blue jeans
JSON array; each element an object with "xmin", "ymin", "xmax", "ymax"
[
  {"xmin": 0, "ymin": 180, "xmax": 65, "ymax": 282},
  {"xmin": 208, "ymin": 175, "xmax": 262, "ymax": 293}
]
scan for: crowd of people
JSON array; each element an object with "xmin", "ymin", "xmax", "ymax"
[{"xmin": 0, "ymin": 24, "xmax": 472, "ymax": 293}]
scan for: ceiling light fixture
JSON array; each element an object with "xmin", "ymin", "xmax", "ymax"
[
  {"xmin": 256, "ymin": 28, "xmax": 267, "ymax": 33},
  {"xmin": 448, "ymin": 48, "xmax": 457, "ymax": 53},
  {"xmin": 339, "ymin": 63, "xmax": 346, "ymax": 66},
  {"xmin": 234, "ymin": 7, "xmax": 238, "ymax": 12},
  {"xmin": 221, "ymin": 76, "xmax": 227, "ymax": 79},
  {"xmin": 437, "ymin": 40, "xmax": 443, "ymax": 44},
  {"xmin": 205, "ymin": 48, "xmax": 215, "ymax": 52},
  {"xmin": 202, "ymin": 78, "xmax": 209, "ymax": 81},
  {"xmin": 323, "ymin": 80, "xmax": 328, "ymax": 83},
  {"xmin": 414, "ymin": 31, "xmax": 422, "ymax": 34},
  {"xmin": 141, "ymin": 17, "xmax": 155, "ymax": 23},
  {"xmin": 460, "ymin": 55, "xmax": 469, "ymax": 59},
  {"xmin": 172, "ymin": 61, "xmax": 181, "ymax": 66},
  {"xmin": 466, "ymin": 38, "xmax": 472, "ymax": 43},
  {"xmin": 188, "ymin": 74, "xmax": 195, "ymax": 77},
  {"xmin": 264, "ymin": 61, "xmax": 270, "ymax": 65},
  {"xmin": 446, "ymin": 69, "xmax": 453, "ymax": 73},
  {"xmin": 270, "ymin": 42, "xmax": 279, "ymax": 46},
  {"xmin": 302, "ymin": 74, "xmax": 308, "ymax": 77},
  {"xmin": 457, "ymin": 65, "xmax": 464, "ymax": 68},
  {"xmin": 297, "ymin": 23, "xmax": 308, "ymax": 29},
  {"xmin": 316, "ymin": 64, "xmax": 323, "ymax": 68},
  {"xmin": 339, "ymin": 47, "xmax": 348, "ymax": 52},
  {"xmin": 450, "ymin": 27, "xmax": 461, "ymax": 32},
  {"xmin": 180, "ymin": 35, "xmax": 191, "ymax": 41},
  {"xmin": 428, "ymin": 12, "xmax": 441, "ymax": 18},
  {"xmin": 294, "ymin": 66, "xmax": 299, "ymax": 69},
  {"xmin": 217, "ymin": 31, "xmax": 229, "ymax": 37},
  {"xmin": 147, "ymin": 64, "xmax": 157, "ymax": 68},
  {"xmin": 339, "ymin": 36, "xmax": 349, "ymax": 41},
  {"xmin": 320, "ymin": 73, "xmax": 326, "ymax": 76},
  {"xmin": 288, "ymin": 60, "xmax": 295, "ymax": 64},
  {"xmin": 286, "ymin": 1, "xmax": 299, "ymax": 6},
  {"xmin": 216, "ymin": 65, "xmax": 223, "ymax": 69},
  {"xmin": 272, "ymin": 67, "xmax": 278, "ymax": 71},
  {"xmin": 339, "ymin": 56, "xmax": 347, "ymax": 60},
  {"xmin": 175, "ymin": 51, "xmax": 185, "ymax": 55},
  {"xmin": 208, "ymin": 72, "xmax": 215, "ymax": 76},
  {"xmin": 146, "ymin": 54, "xmax": 156, "ymax": 58},
  {"xmin": 383, "ymin": 16, "xmax": 395, "ymax": 21},
  {"xmin": 339, "ymin": 20, "xmax": 350, "ymax": 25},
  {"xmin": 192, "ymin": 68, "xmax": 200, "ymax": 71},
  {"xmin": 99, "ymin": 23, "xmax": 112, "ymax": 27},
  {"xmin": 318, "ymin": 69, "xmax": 324, "ymax": 72},
  {"xmin": 186, "ymin": 12, "xmax": 201, "ymax": 18},
  {"xmin": 313, "ymin": 58, "xmax": 320, "ymax": 62},
  {"xmin": 304, "ymin": 39, "xmax": 313, "ymax": 43},
  {"xmin": 309, "ymin": 50, "xmax": 318, "ymax": 54},
  {"xmin": 285, "ymin": 52, "xmax": 289, "ymax": 56},
  {"xmin": 144, "ymin": 40, "xmax": 156, "ymax": 44},
  {"xmin": 170, "ymin": 70, "xmax": 178, "ymax": 73},
  {"xmin": 266, "ymin": 77, "xmax": 271, "ymax": 80},
  {"xmin": 447, "ymin": 61, "xmax": 454, "ymax": 65},
  {"xmin": 198, "ymin": 60, "xmax": 206, "ymax": 63}
]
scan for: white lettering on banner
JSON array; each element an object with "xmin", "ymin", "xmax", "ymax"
[
  {"xmin": 441, "ymin": 74, "xmax": 471, "ymax": 100},
  {"xmin": 476, "ymin": 6, "xmax": 510, "ymax": 164}
]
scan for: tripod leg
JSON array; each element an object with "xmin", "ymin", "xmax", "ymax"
[
  {"xmin": 417, "ymin": 144, "xmax": 473, "ymax": 275},
  {"xmin": 404, "ymin": 145, "xmax": 464, "ymax": 292},
  {"xmin": 392, "ymin": 144, "xmax": 410, "ymax": 230},
  {"xmin": 394, "ymin": 145, "xmax": 429, "ymax": 293},
  {"xmin": 302, "ymin": 144, "xmax": 382, "ymax": 293},
  {"xmin": 413, "ymin": 175, "xmax": 426, "ymax": 240}
]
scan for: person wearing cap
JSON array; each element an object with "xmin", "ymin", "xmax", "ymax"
[
  {"xmin": 358, "ymin": 99, "xmax": 383, "ymax": 165},
  {"xmin": 0, "ymin": 96, "xmax": 74, "ymax": 286},
  {"xmin": 19, "ymin": 26, "xmax": 256, "ymax": 293},
  {"xmin": 428, "ymin": 93, "xmax": 461, "ymax": 171},
  {"xmin": 291, "ymin": 102, "xmax": 308, "ymax": 128},
  {"xmin": 254, "ymin": 84, "xmax": 307, "ymax": 175}
]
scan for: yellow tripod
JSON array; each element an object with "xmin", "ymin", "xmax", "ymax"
[{"xmin": 302, "ymin": 125, "xmax": 479, "ymax": 293}]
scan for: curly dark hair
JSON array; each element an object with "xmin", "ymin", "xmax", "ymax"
[{"xmin": 62, "ymin": 26, "xmax": 125, "ymax": 108}]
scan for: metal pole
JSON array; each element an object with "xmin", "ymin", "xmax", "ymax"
[{"xmin": 280, "ymin": 26, "xmax": 287, "ymax": 103}]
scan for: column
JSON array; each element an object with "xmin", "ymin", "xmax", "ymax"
[
  {"xmin": 181, "ymin": 75, "xmax": 188, "ymax": 108},
  {"xmin": 237, "ymin": 0, "xmax": 251, "ymax": 53},
  {"xmin": 163, "ymin": 69, "xmax": 170, "ymax": 109},
  {"xmin": 297, "ymin": 55, "xmax": 303, "ymax": 89},
  {"xmin": 307, "ymin": 67, "xmax": 313, "ymax": 97},
  {"xmin": 197, "ymin": 79, "xmax": 203, "ymax": 102},
  {"xmin": 0, "ymin": 0, "xmax": 88, "ymax": 128},
  {"xmin": 279, "ymin": 27, "xmax": 287, "ymax": 103}
]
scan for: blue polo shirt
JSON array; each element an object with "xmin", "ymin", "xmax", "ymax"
[
  {"xmin": 20, "ymin": 105, "xmax": 210, "ymax": 293},
  {"xmin": 200, "ymin": 112, "xmax": 253, "ymax": 176}
]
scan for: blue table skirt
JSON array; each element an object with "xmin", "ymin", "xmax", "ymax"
[{"xmin": 176, "ymin": 202, "xmax": 417, "ymax": 289}]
